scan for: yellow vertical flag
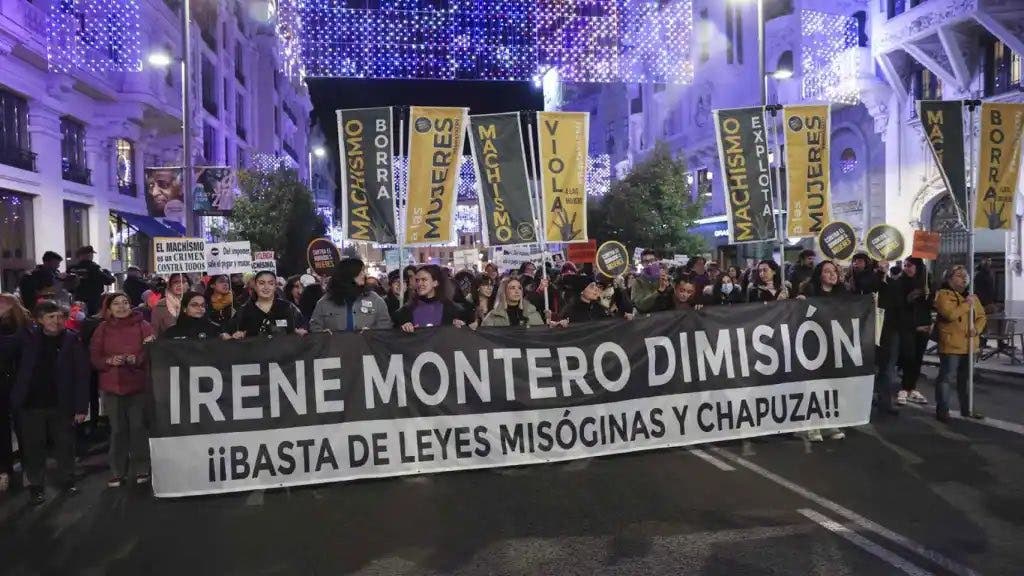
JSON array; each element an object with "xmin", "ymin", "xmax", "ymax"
[
  {"xmin": 783, "ymin": 104, "xmax": 832, "ymax": 238},
  {"xmin": 975, "ymin": 103, "xmax": 1024, "ymax": 230},
  {"xmin": 537, "ymin": 111, "xmax": 589, "ymax": 242},
  {"xmin": 404, "ymin": 106, "xmax": 468, "ymax": 245}
]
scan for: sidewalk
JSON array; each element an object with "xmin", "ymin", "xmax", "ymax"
[{"xmin": 923, "ymin": 353, "xmax": 1024, "ymax": 378}]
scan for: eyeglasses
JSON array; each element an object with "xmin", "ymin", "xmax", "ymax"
[
  {"xmin": 641, "ymin": 258, "xmax": 657, "ymax": 265},
  {"xmin": 188, "ymin": 302, "xmax": 206, "ymax": 308}
]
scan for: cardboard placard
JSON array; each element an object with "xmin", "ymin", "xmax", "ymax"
[
  {"xmin": 817, "ymin": 221, "xmax": 857, "ymax": 262},
  {"xmin": 865, "ymin": 224, "xmax": 906, "ymax": 262},
  {"xmin": 206, "ymin": 241, "xmax": 254, "ymax": 276},
  {"xmin": 252, "ymin": 251, "xmax": 277, "ymax": 274},
  {"xmin": 595, "ymin": 241, "xmax": 629, "ymax": 277},
  {"xmin": 910, "ymin": 230, "xmax": 940, "ymax": 260},
  {"xmin": 153, "ymin": 237, "xmax": 206, "ymax": 276},
  {"xmin": 454, "ymin": 249, "xmax": 479, "ymax": 270},
  {"xmin": 566, "ymin": 239, "xmax": 597, "ymax": 265},
  {"xmin": 307, "ymin": 238, "xmax": 341, "ymax": 276}
]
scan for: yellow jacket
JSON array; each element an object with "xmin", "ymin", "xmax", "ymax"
[{"xmin": 934, "ymin": 288, "xmax": 986, "ymax": 355}]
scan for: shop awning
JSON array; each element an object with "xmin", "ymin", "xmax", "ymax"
[{"xmin": 112, "ymin": 211, "xmax": 185, "ymax": 238}]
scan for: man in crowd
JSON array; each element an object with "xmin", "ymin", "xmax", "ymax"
[
  {"xmin": 67, "ymin": 246, "xmax": 115, "ymax": 315},
  {"xmin": 18, "ymin": 251, "xmax": 71, "ymax": 308},
  {"xmin": 123, "ymin": 266, "xmax": 148, "ymax": 307},
  {"xmin": 788, "ymin": 249, "xmax": 816, "ymax": 291},
  {"xmin": 632, "ymin": 249, "xmax": 669, "ymax": 313},
  {"xmin": 847, "ymin": 253, "xmax": 886, "ymax": 295}
]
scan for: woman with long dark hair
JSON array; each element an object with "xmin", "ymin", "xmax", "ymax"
[
  {"xmin": 163, "ymin": 291, "xmax": 223, "ymax": 340},
  {"xmin": 747, "ymin": 260, "xmax": 788, "ymax": 302},
  {"xmin": 392, "ymin": 265, "xmax": 465, "ymax": 332},
  {"xmin": 204, "ymin": 274, "xmax": 235, "ymax": 326},
  {"xmin": 469, "ymin": 274, "xmax": 496, "ymax": 326},
  {"xmin": 706, "ymin": 273, "xmax": 744, "ymax": 306},
  {"xmin": 227, "ymin": 271, "xmax": 307, "ymax": 339},
  {"xmin": 283, "ymin": 275, "xmax": 304, "ymax": 310},
  {"xmin": 309, "ymin": 258, "xmax": 392, "ymax": 332},
  {"xmin": 0, "ymin": 293, "xmax": 31, "ymax": 492},
  {"xmin": 878, "ymin": 257, "xmax": 933, "ymax": 410},
  {"xmin": 151, "ymin": 273, "xmax": 191, "ymax": 336}
]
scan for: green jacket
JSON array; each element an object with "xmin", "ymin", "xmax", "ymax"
[
  {"xmin": 632, "ymin": 276, "xmax": 662, "ymax": 313},
  {"xmin": 481, "ymin": 300, "xmax": 544, "ymax": 327}
]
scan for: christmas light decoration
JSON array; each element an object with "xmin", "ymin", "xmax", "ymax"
[
  {"xmin": 800, "ymin": 10, "xmax": 859, "ymax": 104},
  {"xmin": 295, "ymin": 0, "xmax": 693, "ymax": 84},
  {"xmin": 47, "ymin": 0, "xmax": 142, "ymax": 73}
]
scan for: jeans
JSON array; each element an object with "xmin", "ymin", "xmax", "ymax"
[
  {"xmin": 20, "ymin": 408, "xmax": 76, "ymax": 487},
  {"xmin": 103, "ymin": 393, "xmax": 150, "ymax": 478},
  {"xmin": 934, "ymin": 354, "xmax": 971, "ymax": 416}
]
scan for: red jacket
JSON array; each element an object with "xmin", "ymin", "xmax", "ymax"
[{"xmin": 89, "ymin": 311, "xmax": 154, "ymax": 396}]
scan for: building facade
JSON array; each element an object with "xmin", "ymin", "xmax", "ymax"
[
  {"xmin": 0, "ymin": 0, "xmax": 313, "ymax": 290},
  {"xmin": 557, "ymin": 0, "xmax": 1023, "ymax": 300}
]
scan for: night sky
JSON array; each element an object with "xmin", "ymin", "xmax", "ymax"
[{"xmin": 307, "ymin": 78, "xmax": 544, "ymax": 158}]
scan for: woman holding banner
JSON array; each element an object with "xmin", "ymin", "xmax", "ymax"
[
  {"xmin": 706, "ymin": 273, "xmax": 744, "ymax": 306},
  {"xmin": 878, "ymin": 258, "xmax": 932, "ymax": 407},
  {"xmin": 162, "ymin": 292, "xmax": 223, "ymax": 340},
  {"xmin": 151, "ymin": 273, "xmax": 190, "ymax": 337},
  {"xmin": 795, "ymin": 261, "xmax": 848, "ymax": 442},
  {"xmin": 226, "ymin": 271, "xmax": 307, "ymax": 339},
  {"xmin": 933, "ymin": 266, "xmax": 987, "ymax": 422},
  {"xmin": 747, "ymin": 260, "xmax": 789, "ymax": 303},
  {"xmin": 482, "ymin": 278, "xmax": 544, "ymax": 328},
  {"xmin": 392, "ymin": 265, "xmax": 466, "ymax": 333},
  {"xmin": 204, "ymin": 275, "xmax": 235, "ymax": 326},
  {"xmin": 309, "ymin": 258, "xmax": 392, "ymax": 332},
  {"xmin": 469, "ymin": 275, "xmax": 496, "ymax": 326}
]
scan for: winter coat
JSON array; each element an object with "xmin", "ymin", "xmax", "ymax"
[
  {"xmin": 11, "ymin": 327, "xmax": 90, "ymax": 415},
  {"xmin": 67, "ymin": 259, "xmax": 115, "ymax": 314},
  {"xmin": 879, "ymin": 276, "xmax": 932, "ymax": 335},
  {"xmin": 392, "ymin": 298, "xmax": 461, "ymax": 328},
  {"xmin": 481, "ymin": 300, "xmax": 545, "ymax": 327},
  {"xmin": 162, "ymin": 316, "xmax": 223, "ymax": 340},
  {"xmin": 631, "ymin": 275, "xmax": 662, "ymax": 313},
  {"xmin": 227, "ymin": 299, "xmax": 306, "ymax": 338},
  {"xmin": 934, "ymin": 288, "xmax": 987, "ymax": 355},
  {"xmin": 799, "ymin": 282, "xmax": 849, "ymax": 298},
  {"xmin": 564, "ymin": 299, "xmax": 613, "ymax": 323},
  {"xmin": 150, "ymin": 298, "xmax": 179, "ymax": 336},
  {"xmin": 309, "ymin": 292, "xmax": 393, "ymax": 332},
  {"xmin": 747, "ymin": 282, "xmax": 789, "ymax": 303},
  {"xmin": 123, "ymin": 275, "xmax": 148, "ymax": 307},
  {"xmin": 89, "ymin": 311, "xmax": 154, "ymax": 396}
]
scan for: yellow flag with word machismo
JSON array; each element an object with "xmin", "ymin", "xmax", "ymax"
[
  {"xmin": 537, "ymin": 111, "xmax": 589, "ymax": 242},
  {"xmin": 404, "ymin": 106, "xmax": 468, "ymax": 245}
]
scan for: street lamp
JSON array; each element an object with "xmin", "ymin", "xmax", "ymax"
[
  {"xmin": 147, "ymin": 50, "xmax": 173, "ymax": 68},
  {"xmin": 313, "ymin": 146, "xmax": 326, "ymax": 158},
  {"xmin": 308, "ymin": 146, "xmax": 326, "ymax": 188}
]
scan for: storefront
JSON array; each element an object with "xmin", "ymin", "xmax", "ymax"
[
  {"xmin": 0, "ymin": 189, "xmax": 34, "ymax": 292},
  {"xmin": 109, "ymin": 211, "xmax": 184, "ymax": 274}
]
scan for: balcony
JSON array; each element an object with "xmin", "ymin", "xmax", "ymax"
[
  {"xmin": 283, "ymin": 141, "xmax": 297, "ymax": 161},
  {"xmin": 283, "ymin": 104, "xmax": 297, "ymax": 125},
  {"xmin": 63, "ymin": 162, "xmax": 92, "ymax": 185},
  {"xmin": 0, "ymin": 144, "xmax": 37, "ymax": 171}
]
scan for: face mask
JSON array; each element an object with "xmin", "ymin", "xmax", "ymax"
[
  {"xmin": 643, "ymin": 263, "xmax": 660, "ymax": 280},
  {"xmin": 72, "ymin": 311, "xmax": 86, "ymax": 322},
  {"xmin": 721, "ymin": 283, "xmax": 734, "ymax": 295}
]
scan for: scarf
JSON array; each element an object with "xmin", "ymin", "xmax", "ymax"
[
  {"xmin": 210, "ymin": 291, "xmax": 233, "ymax": 311},
  {"xmin": 164, "ymin": 292, "xmax": 182, "ymax": 318}
]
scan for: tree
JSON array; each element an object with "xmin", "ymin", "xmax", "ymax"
[
  {"xmin": 219, "ymin": 167, "xmax": 326, "ymax": 276},
  {"xmin": 588, "ymin": 142, "xmax": 706, "ymax": 256}
]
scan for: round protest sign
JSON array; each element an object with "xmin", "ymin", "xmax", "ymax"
[
  {"xmin": 306, "ymin": 237, "xmax": 341, "ymax": 276},
  {"xmin": 595, "ymin": 241, "xmax": 630, "ymax": 277},
  {"xmin": 865, "ymin": 224, "xmax": 906, "ymax": 261},
  {"xmin": 817, "ymin": 221, "xmax": 857, "ymax": 262}
]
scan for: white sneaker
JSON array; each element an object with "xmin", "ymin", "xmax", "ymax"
[
  {"xmin": 896, "ymin": 390, "xmax": 908, "ymax": 405},
  {"xmin": 908, "ymin": 390, "xmax": 928, "ymax": 404},
  {"xmin": 806, "ymin": 429, "xmax": 824, "ymax": 442},
  {"xmin": 828, "ymin": 430, "xmax": 846, "ymax": 440}
]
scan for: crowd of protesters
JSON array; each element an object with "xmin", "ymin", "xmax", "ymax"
[{"xmin": 0, "ymin": 244, "xmax": 989, "ymax": 503}]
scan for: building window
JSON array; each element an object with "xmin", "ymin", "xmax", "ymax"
[
  {"xmin": 223, "ymin": 78, "xmax": 230, "ymax": 112},
  {"xmin": 63, "ymin": 200, "xmax": 90, "ymax": 260},
  {"xmin": 725, "ymin": 3, "xmax": 735, "ymax": 64},
  {"xmin": 116, "ymin": 138, "xmax": 136, "ymax": 196},
  {"xmin": 840, "ymin": 148, "xmax": 858, "ymax": 174},
  {"xmin": 0, "ymin": 190, "xmax": 34, "ymax": 287},
  {"xmin": 887, "ymin": 0, "xmax": 906, "ymax": 19},
  {"xmin": 697, "ymin": 168, "xmax": 713, "ymax": 199},
  {"xmin": 236, "ymin": 94, "xmax": 246, "ymax": 141},
  {"xmin": 274, "ymin": 107, "xmax": 280, "ymax": 136},
  {"xmin": 60, "ymin": 117, "xmax": 90, "ymax": 185},
  {"xmin": 911, "ymin": 66, "xmax": 941, "ymax": 101},
  {"xmin": 235, "ymin": 41, "xmax": 245, "ymax": 84},
  {"xmin": 237, "ymin": 145, "xmax": 245, "ymax": 168},
  {"xmin": 109, "ymin": 213, "xmax": 148, "ymax": 272},
  {"xmin": 202, "ymin": 58, "xmax": 217, "ymax": 115},
  {"xmin": 983, "ymin": 37, "xmax": 1022, "ymax": 97},
  {"xmin": 735, "ymin": 6, "xmax": 744, "ymax": 64},
  {"xmin": 698, "ymin": 8, "xmax": 710, "ymax": 64},
  {"xmin": 0, "ymin": 89, "xmax": 34, "ymax": 171},
  {"xmin": 630, "ymin": 90, "xmax": 643, "ymax": 114},
  {"xmin": 203, "ymin": 124, "xmax": 216, "ymax": 163}
]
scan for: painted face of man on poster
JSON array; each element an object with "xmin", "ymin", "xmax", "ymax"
[{"xmin": 147, "ymin": 169, "xmax": 182, "ymax": 214}]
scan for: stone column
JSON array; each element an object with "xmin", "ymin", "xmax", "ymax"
[{"xmin": 26, "ymin": 104, "xmax": 66, "ymax": 266}]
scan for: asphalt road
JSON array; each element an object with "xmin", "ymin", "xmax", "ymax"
[{"xmin": 1, "ymin": 371, "xmax": 1022, "ymax": 575}]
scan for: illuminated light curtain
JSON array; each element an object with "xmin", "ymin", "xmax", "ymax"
[
  {"xmin": 47, "ymin": 0, "xmax": 142, "ymax": 73},
  {"xmin": 801, "ymin": 10, "xmax": 859, "ymax": 104}
]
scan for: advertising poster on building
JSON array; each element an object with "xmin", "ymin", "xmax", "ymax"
[
  {"xmin": 337, "ymin": 107, "xmax": 398, "ymax": 244},
  {"xmin": 918, "ymin": 100, "xmax": 967, "ymax": 224},
  {"xmin": 467, "ymin": 113, "xmax": 537, "ymax": 246},
  {"xmin": 404, "ymin": 106, "xmax": 468, "ymax": 245},
  {"xmin": 537, "ymin": 111, "xmax": 589, "ymax": 242},
  {"xmin": 783, "ymin": 104, "xmax": 832, "ymax": 238},
  {"xmin": 206, "ymin": 241, "xmax": 254, "ymax": 276},
  {"xmin": 713, "ymin": 106, "xmax": 776, "ymax": 243},
  {"xmin": 192, "ymin": 167, "xmax": 236, "ymax": 216},
  {"xmin": 975, "ymin": 103, "xmax": 1024, "ymax": 230},
  {"xmin": 153, "ymin": 237, "xmax": 206, "ymax": 276},
  {"xmin": 145, "ymin": 167, "xmax": 185, "ymax": 222},
  {"xmin": 147, "ymin": 297, "xmax": 876, "ymax": 497}
]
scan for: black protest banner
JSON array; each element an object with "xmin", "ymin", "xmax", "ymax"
[
  {"xmin": 714, "ymin": 107, "xmax": 776, "ymax": 244},
  {"xmin": 149, "ymin": 297, "xmax": 875, "ymax": 497},
  {"xmin": 865, "ymin": 224, "xmax": 905, "ymax": 261},
  {"xmin": 918, "ymin": 101, "xmax": 967, "ymax": 224},
  {"xmin": 817, "ymin": 221, "xmax": 857, "ymax": 262},
  {"xmin": 337, "ymin": 107, "xmax": 398, "ymax": 243},
  {"xmin": 467, "ymin": 113, "xmax": 537, "ymax": 246}
]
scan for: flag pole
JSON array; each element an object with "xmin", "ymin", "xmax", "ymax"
[
  {"xmin": 766, "ymin": 104, "xmax": 787, "ymax": 266},
  {"xmin": 966, "ymin": 99, "xmax": 980, "ymax": 415},
  {"xmin": 526, "ymin": 111, "xmax": 551, "ymax": 313},
  {"xmin": 397, "ymin": 105, "xmax": 408, "ymax": 307}
]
